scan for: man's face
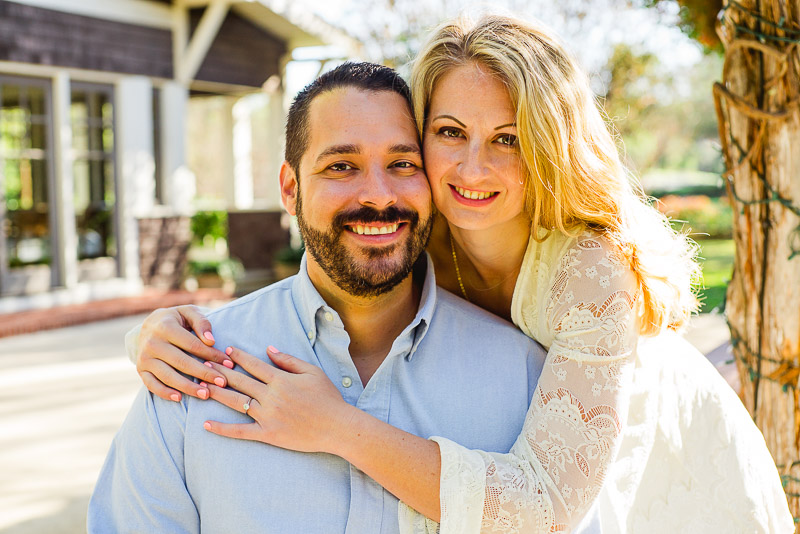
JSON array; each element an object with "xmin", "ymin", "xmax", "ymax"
[{"xmin": 281, "ymin": 87, "xmax": 433, "ymax": 297}]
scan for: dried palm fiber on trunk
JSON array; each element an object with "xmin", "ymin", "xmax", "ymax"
[{"xmin": 714, "ymin": 0, "xmax": 800, "ymax": 520}]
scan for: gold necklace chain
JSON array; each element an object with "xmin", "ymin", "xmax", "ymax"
[
  {"xmin": 449, "ymin": 232, "xmax": 470, "ymax": 301},
  {"xmin": 450, "ymin": 232, "xmax": 519, "ymax": 301}
]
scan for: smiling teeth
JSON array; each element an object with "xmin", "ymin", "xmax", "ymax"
[
  {"xmin": 455, "ymin": 186, "xmax": 496, "ymax": 200},
  {"xmin": 350, "ymin": 223, "xmax": 400, "ymax": 235}
]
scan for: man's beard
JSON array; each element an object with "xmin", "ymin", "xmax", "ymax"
[{"xmin": 296, "ymin": 193, "xmax": 432, "ymax": 298}]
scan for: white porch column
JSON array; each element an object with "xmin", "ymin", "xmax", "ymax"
[
  {"xmin": 51, "ymin": 71, "xmax": 77, "ymax": 289},
  {"xmin": 220, "ymin": 97, "xmax": 235, "ymax": 208},
  {"xmin": 221, "ymin": 96, "xmax": 254, "ymax": 210},
  {"xmin": 159, "ymin": 81, "xmax": 195, "ymax": 214},
  {"xmin": 231, "ymin": 96, "xmax": 254, "ymax": 210},
  {"xmin": 115, "ymin": 76, "xmax": 154, "ymax": 280},
  {"xmin": 263, "ymin": 81, "xmax": 285, "ymax": 210}
]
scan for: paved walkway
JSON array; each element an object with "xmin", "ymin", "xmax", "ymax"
[
  {"xmin": 0, "ymin": 288, "xmax": 229, "ymax": 339},
  {"xmin": 0, "ymin": 315, "xmax": 147, "ymax": 534},
  {"xmin": 0, "ymin": 311, "xmax": 734, "ymax": 533}
]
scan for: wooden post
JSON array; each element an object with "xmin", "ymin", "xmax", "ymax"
[{"xmin": 714, "ymin": 0, "xmax": 800, "ymax": 519}]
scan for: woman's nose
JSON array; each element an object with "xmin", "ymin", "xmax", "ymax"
[{"xmin": 457, "ymin": 141, "xmax": 489, "ymax": 182}]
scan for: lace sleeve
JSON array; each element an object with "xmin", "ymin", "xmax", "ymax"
[{"xmin": 400, "ymin": 234, "xmax": 640, "ymax": 533}]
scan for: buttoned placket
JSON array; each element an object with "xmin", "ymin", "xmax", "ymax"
[
  {"xmin": 312, "ymin": 306, "xmax": 364, "ymax": 404},
  {"xmin": 290, "ymin": 254, "xmax": 440, "ymax": 533}
]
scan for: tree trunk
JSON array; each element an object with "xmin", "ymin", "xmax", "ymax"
[{"xmin": 715, "ymin": 0, "xmax": 800, "ymax": 519}]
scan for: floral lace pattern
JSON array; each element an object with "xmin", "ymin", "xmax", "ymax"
[
  {"xmin": 399, "ymin": 229, "xmax": 793, "ymax": 534},
  {"xmin": 401, "ymin": 231, "xmax": 639, "ymax": 533}
]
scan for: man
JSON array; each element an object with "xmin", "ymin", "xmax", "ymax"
[{"xmin": 88, "ymin": 63, "xmax": 598, "ymax": 533}]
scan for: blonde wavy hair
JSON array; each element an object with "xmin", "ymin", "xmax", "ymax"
[{"xmin": 410, "ymin": 13, "xmax": 700, "ymax": 335}]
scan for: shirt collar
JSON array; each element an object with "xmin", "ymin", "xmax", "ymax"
[
  {"xmin": 291, "ymin": 254, "xmax": 329, "ymax": 346},
  {"xmin": 290, "ymin": 252, "xmax": 437, "ymax": 359}
]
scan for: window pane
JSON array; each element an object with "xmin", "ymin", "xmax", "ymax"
[
  {"xmin": 70, "ymin": 97, "xmax": 87, "ymax": 123},
  {"xmin": 31, "ymin": 159, "xmax": 48, "ymax": 207},
  {"xmin": 4, "ymin": 158, "xmax": 51, "ymax": 267},
  {"xmin": 71, "ymin": 84, "xmax": 116, "ymax": 266},
  {"xmin": 29, "ymin": 87, "xmax": 46, "ymax": 117},
  {"xmin": 30, "ymin": 122, "xmax": 47, "ymax": 150},
  {"xmin": 73, "ymin": 159, "xmax": 89, "ymax": 213},
  {"xmin": 1, "ymin": 84, "xmax": 20, "ymax": 109},
  {"xmin": 4, "ymin": 158, "xmax": 21, "ymax": 210},
  {"xmin": 72, "ymin": 124, "xmax": 88, "ymax": 152},
  {"xmin": 101, "ymin": 101, "xmax": 113, "ymax": 124},
  {"xmin": 1, "ymin": 79, "xmax": 53, "ymax": 290},
  {"xmin": 103, "ymin": 159, "xmax": 115, "ymax": 205},
  {"xmin": 102, "ymin": 125, "xmax": 114, "ymax": 153}
]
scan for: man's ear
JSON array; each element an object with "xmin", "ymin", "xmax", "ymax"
[{"xmin": 279, "ymin": 161, "xmax": 298, "ymax": 216}]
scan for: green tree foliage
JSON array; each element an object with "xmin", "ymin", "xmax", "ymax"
[{"xmin": 600, "ymin": 43, "xmax": 723, "ymax": 174}]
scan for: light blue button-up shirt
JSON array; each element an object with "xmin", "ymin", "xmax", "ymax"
[{"xmin": 89, "ymin": 254, "xmax": 600, "ymax": 533}]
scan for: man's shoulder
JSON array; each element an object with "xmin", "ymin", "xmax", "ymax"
[
  {"xmin": 423, "ymin": 286, "xmax": 546, "ymax": 374},
  {"xmin": 432, "ymin": 286, "xmax": 534, "ymax": 344},
  {"xmin": 207, "ymin": 276, "xmax": 295, "ymax": 321}
]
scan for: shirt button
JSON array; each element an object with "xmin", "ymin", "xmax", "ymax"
[
  {"xmin": 307, "ymin": 331, "xmax": 314, "ymax": 340},
  {"xmin": 324, "ymin": 312, "xmax": 334, "ymax": 322},
  {"xmin": 342, "ymin": 376, "xmax": 353, "ymax": 388}
]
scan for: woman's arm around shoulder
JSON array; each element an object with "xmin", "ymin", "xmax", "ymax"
[{"xmin": 124, "ymin": 305, "xmax": 233, "ymax": 402}]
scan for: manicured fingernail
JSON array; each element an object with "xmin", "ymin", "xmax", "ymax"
[
  {"xmin": 203, "ymin": 331, "xmax": 215, "ymax": 342},
  {"xmin": 225, "ymin": 347, "xmax": 233, "ymax": 356},
  {"xmin": 204, "ymin": 361, "xmax": 213, "ymax": 368},
  {"xmin": 170, "ymin": 393, "xmax": 181, "ymax": 402},
  {"xmin": 198, "ymin": 388, "xmax": 208, "ymax": 399},
  {"xmin": 222, "ymin": 359, "xmax": 234, "ymax": 369},
  {"xmin": 199, "ymin": 381, "xmax": 208, "ymax": 387},
  {"xmin": 267, "ymin": 345, "xmax": 278, "ymax": 354},
  {"xmin": 203, "ymin": 422, "xmax": 212, "ymax": 431},
  {"xmin": 214, "ymin": 377, "xmax": 225, "ymax": 387}
]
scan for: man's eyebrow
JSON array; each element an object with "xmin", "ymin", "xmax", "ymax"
[
  {"xmin": 315, "ymin": 144, "xmax": 361, "ymax": 163},
  {"xmin": 388, "ymin": 143, "xmax": 422, "ymax": 157},
  {"xmin": 494, "ymin": 123, "xmax": 516, "ymax": 130},
  {"xmin": 430, "ymin": 114, "xmax": 466, "ymax": 128}
]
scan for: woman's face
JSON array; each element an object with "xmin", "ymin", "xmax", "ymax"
[{"xmin": 423, "ymin": 61, "xmax": 528, "ymax": 232}]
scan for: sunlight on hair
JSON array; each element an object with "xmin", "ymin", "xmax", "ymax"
[{"xmin": 411, "ymin": 12, "xmax": 701, "ymax": 335}]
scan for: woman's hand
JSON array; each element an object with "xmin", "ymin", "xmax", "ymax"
[
  {"xmin": 136, "ymin": 305, "xmax": 233, "ymax": 402},
  {"xmin": 202, "ymin": 346, "xmax": 354, "ymax": 454}
]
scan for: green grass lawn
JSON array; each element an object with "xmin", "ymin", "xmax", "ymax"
[{"xmin": 695, "ymin": 238, "xmax": 735, "ymax": 313}]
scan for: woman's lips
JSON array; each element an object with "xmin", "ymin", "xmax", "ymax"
[{"xmin": 449, "ymin": 184, "xmax": 499, "ymax": 205}]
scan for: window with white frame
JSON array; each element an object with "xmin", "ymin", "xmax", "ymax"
[
  {"xmin": 70, "ymin": 82, "xmax": 118, "ymax": 280},
  {"xmin": 0, "ymin": 75, "xmax": 55, "ymax": 295}
]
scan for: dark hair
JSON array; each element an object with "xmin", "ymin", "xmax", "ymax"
[{"xmin": 284, "ymin": 62, "xmax": 413, "ymax": 174}]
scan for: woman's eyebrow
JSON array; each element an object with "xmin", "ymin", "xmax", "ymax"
[
  {"xmin": 494, "ymin": 123, "xmax": 516, "ymax": 130},
  {"xmin": 431, "ymin": 114, "xmax": 466, "ymax": 128}
]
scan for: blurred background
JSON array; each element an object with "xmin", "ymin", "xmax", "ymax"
[{"xmin": 0, "ymin": 0, "xmax": 736, "ymax": 532}]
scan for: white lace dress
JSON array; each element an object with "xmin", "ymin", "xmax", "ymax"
[{"xmin": 400, "ymin": 230, "xmax": 793, "ymax": 533}]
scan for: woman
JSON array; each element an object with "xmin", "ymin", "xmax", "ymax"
[{"xmin": 128, "ymin": 13, "xmax": 792, "ymax": 533}]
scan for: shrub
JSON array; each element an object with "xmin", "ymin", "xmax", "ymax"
[
  {"xmin": 188, "ymin": 258, "xmax": 243, "ymax": 280},
  {"xmin": 190, "ymin": 210, "xmax": 227, "ymax": 245}
]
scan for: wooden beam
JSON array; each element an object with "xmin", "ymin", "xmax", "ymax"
[
  {"xmin": 175, "ymin": 0, "xmax": 231, "ymax": 85},
  {"xmin": 5, "ymin": 0, "xmax": 173, "ymax": 29}
]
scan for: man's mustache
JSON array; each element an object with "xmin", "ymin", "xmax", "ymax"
[{"xmin": 332, "ymin": 206, "xmax": 418, "ymax": 228}]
